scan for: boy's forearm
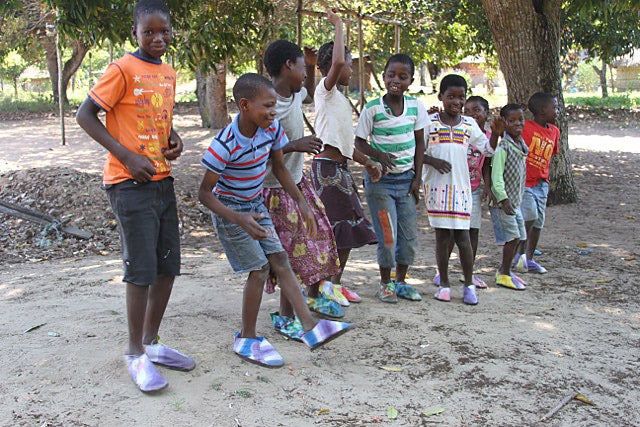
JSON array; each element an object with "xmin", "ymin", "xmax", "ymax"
[
  {"xmin": 198, "ymin": 184, "xmax": 239, "ymax": 223},
  {"xmin": 490, "ymin": 155, "xmax": 507, "ymax": 202},
  {"xmin": 355, "ymin": 137, "xmax": 380, "ymax": 160},
  {"xmin": 413, "ymin": 138, "xmax": 425, "ymax": 179},
  {"xmin": 76, "ymin": 100, "xmax": 133, "ymax": 164},
  {"xmin": 272, "ymin": 162, "xmax": 304, "ymax": 204}
]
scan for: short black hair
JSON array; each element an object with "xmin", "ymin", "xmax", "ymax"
[
  {"xmin": 317, "ymin": 41, "xmax": 351, "ymax": 76},
  {"xmin": 439, "ymin": 74, "xmax": 467, "ymax": 95},
  {"xmin": 384, "ymin": 53, "xmax": 415, "ymax": 76},
  {"xmin": 263, "ymin": 40, "xmax": 303, "ymax": 77},
  {"xmin": 233, "ymin": 73, "xmax": 274, "ymax": 103},
  {"xmin": 500, "ymin": 103, "xmax": 524, "ymax": 118},
  {"xmin": 528, "ymin": 92, "xmax": 556, "ymax": 115},
  {"xmin": 133, "ymin": 0, "xmax": 170, "ymax": 26},
  {"xmin": 466, "ymin": 95, "xmax": 489, "ymax": 112}
]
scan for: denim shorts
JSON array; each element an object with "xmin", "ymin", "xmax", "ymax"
[
  {"xmin": 213, "ymin": 196, "xmax": 284, "ymax": 273},
  {"xmin": 470, "ymin": 187, "xmax": 483, "ymax": 230},
  {"xmin": 520, "ymin": 180, "xmax": 549, "ymax": 228},
  {"xmin": 105, "ymin": 178, "xmax": 180, "ymax": 286},
  {"xmin": 364, "ymin": 170, "xmax": 418, "ymax": 269},
  {"xmin": 490, "ymin": 205, "xmax": 526, "ymax": 244}
]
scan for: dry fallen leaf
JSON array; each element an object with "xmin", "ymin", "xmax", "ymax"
[
  {"xmin": 423, "ymin": 407, "xmax": 445, "ymax": 417},
  {"xmin": 386, "ymin": 405, "xmax": 398, "ymax": 420},
  {"xmin": 317, "ymin": 408, "xmax": 330, "ymax": 415},
  {"xmin": 380, "ymin": 366, "xmax": 403, "ymax": 372}
]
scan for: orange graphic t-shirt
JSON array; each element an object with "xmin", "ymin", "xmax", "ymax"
[
  {"xmin": 521, "ymin": 120, "xmax": 560, "ymax": 187},
  {"xmin": 89, "ymin": 53, "xmax": 176, "ymax": 184}
]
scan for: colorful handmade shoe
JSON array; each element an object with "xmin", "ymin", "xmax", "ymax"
[
  {"xmin": 514, "ymin": 253, "xmax": 528, "ymax": 273},
  {"xmin": 125, "ymin": 353, "xmax": 168, "ymax": 392},
  {"xmin": 320, "ymin": 281, "xmax": 350, "ymax": 307},
  {"xmin": 433, "ymin": 272, "xmax": 441, "ymax": 286},
  {"xmin": 496, "ymin": 272, "xmax": 526, "ymax": 290},
  {"xmin": 395, "ymin": 282, "xmax": 422, "ymax": 301},
  {"xmin": 306, "ymin": 295, "xmax": 345, "ymax": 319},
  {"xmin": 270, "ymin": 311, "xmax": 304, "ymax": 342},
  {"xmin": 337, "ymin": 285, "xmax": 362, "ymax": 303},
  {"xmin": 463, "ymin": 285, "xmax": 479, "ymax": 305},
  {"xmin": 434, "ymin": 286, "xmax": 451, "ymax": 302},
  {"xmin": 233, "ymin": 332, "xmax": 284, "ymax": 368},
  {"xmin": 301, "ymin": 319, "xmax": 354, "ymax": 350},
  {"xmin": 458, "ymin": 275, "xmax": 488, "ymax": 289},
  {"xmin": 145, "ymin": 337, "xmax": 195, "ymax": 371},
  {"xmin": 510, "ymin": 272, "xmax": 528, "ymax": 287},
  {"xmin": 377, "ymin": 281, "xmax": 397, "ymax": 303},
  {"xmin": 527, "ymin": 259, "xmax": 548, "ymax": 274},
  {"xmin": 534, "ymin": 249, "xmax": 542, "ymax": 256}
]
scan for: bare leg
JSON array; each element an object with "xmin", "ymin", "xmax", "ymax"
[
  {"xmin": 379, "ymin": 266, "xmax": 392, "ymax": 284},
  {"xmin": 142, "ymin": 275, "xmax": 174, "ymax": 344},
  {"xmin": 240, "ymin": 265, "xmax": 269, "ymax": 339},
  {"xmin": 279, "ymin": 293, "xmax": 294, "ymax": 318},
  {"xmin": 268, "ymin": 252, "xmax": 317, "ymax": 332},
  {"xmin": 435, "ymin": 228, "xmax": 453, "ymax": 286},
  {"xmin": 500, "ymin": 239, "xmax": 519, "ymax": 275},
  {"xmin": 519, "ymin": 220, "xmax": 535, "ymax": 255},
  {"xmin": 526, "ymin": 227, "xmax": 542, "ymax": 260},
  {"xmin": 332, "ymin": 248, "xmax": 351, "ymax": 284},
  {"xmin": 126, "ymin": 282, "xmax": 148, "ymax": 355},
  {"xmin": 469, "ymin": 228, "xmax": 480, "ymax": 261},
  {"xmin": 454, "ymin": 229, "xmax": 474, "ymax": 285},
  {"xmin": 395, "ymin": 263, "xmax": 409, "ymax": 283}
]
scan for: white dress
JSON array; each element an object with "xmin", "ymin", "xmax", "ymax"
[{"xmin": 422, "ymin": 113, "xmax": 493, "ymax": 229}]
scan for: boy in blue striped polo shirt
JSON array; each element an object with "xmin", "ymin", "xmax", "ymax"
[{"xmin": 198, "ymin": 73, "xmax": 353, "ymax": 367}]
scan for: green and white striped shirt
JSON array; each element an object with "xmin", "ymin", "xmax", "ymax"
[{"xmin": 355, "ymin": 95, "xmax": 429, "ymax": 173}]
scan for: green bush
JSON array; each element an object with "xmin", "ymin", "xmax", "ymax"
[
  {"xmin": 565, "ymin": 92, "xmax": 639, "ymax": 109},
  {"xmin": 572, "ymin": 61, "xmax": 600, "ymax": 92}
]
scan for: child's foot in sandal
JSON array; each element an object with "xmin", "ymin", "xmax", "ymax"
[
  {"xmin": 233, "ymin": 333, "xmax": 284, "ymax": 368},
  {"xmin": 434, "ymin": 286, "xmax": 451, "ymax": 302},
  {"xmin": 145, "ymin": 336, "xmax": 195, "ymax": 371},
  {"xmin": 463, "ymin": 285, "xmax": 479, "ymax": 305},
  {"xmin": 125, "ymin": 353, "xmax": 168, "ymax": 392},
  {"xmin": 306, "ymin": 295, "xmax": 345, "ymax": 319},
  {"xmin": 270, "ymin": 312, "xmax": 304, "ymax": 341},
  {"xmin": 301, "ymin": 319, "xmax": 354, "ymax": 350},
  {"xmin": 396, "ymin": 282, "xmax": 422, "ymax": 301},
  {"xmin": 337, "ymin": 284, "xmax": 362, "ymax": 303}
]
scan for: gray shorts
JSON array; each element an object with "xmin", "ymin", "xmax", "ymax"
[
  {"xmin": 213, "ymin": 196, "xmax": 284, "ymax": 274},
  {"xmin": 490, "ymin": 205, "xmax": 526, "ymax": 244},
  {"xmin": 470, "ymin": 187, "xmax": 483, "ymax": 230},
  {"xmin": 105, "ymin": 178, "xmax": 181, "ymax": 286}
]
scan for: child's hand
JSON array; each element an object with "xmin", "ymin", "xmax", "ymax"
[
  {"xmin": 298, "ymin": 200, "xmax": 317, "ymax": 238},
  {"xmin": 292, "ymin": 135, "xmax": 322, "ymax": 154},
  {"xmin": 490, "ymin": 117, "xmax": 506, "ymax": 137},
  {"xmin": 365, "ymin": 159, "xmax": 383, "ymax": 182},
  {"xmin": 303, "ymin": 47, "xmax": 318, "ymax": 67},
  {"xmin": 123, "ymin": 152, "xmax": 157, "ymax": 182},
  {"xmin": 235, "ymin": 212, "xmax": 269, "ymax": 240},
  {"xmin": 483, "ymin": 183, "xmax": 497, "ymax": 206},
  {"xmin": 427, "ymin": 105, "xmax": 440, "ymax": 114},
  {"xmin": 499, "ymin": 198, "xmax": 515, "ymax": 215},
  {"xmin": 376, "ymin": 151, "xmax": 396, "ymax": 173},
  {"xmin": 326, "ymin": 8, "xmax": 342, "ymax": 26},
  {"xmin": 163, "ymin": 133, "xmax": 183, "ymax": 160},
  {"xmin": 427, "ymin": 156, "xmax": 452, "ymax": 174},
  {"xmin": 409, "ymin": 177, "xmax": 422, "ymax": 204}
]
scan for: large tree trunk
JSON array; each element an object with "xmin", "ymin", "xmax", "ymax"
[
  {"xmin": 195, "ymin": 62, "xmax": 230, "ymax": 129},
  {"xmin": 42, "ymin": 37, "xmax": 89, "ymax": 105},
  {"xmin": 482, "ymin": 0, "xmax": 577, "ymax": 204}
]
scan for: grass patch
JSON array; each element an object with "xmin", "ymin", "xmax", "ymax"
[{"xmin": 564, "ymin": 92, "xmax": 640, "ymax": 109}]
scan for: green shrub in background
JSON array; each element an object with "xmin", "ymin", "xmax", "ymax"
[{"xmin": 572, "ymin": 60, "xmax": 601, "ymax": 92}]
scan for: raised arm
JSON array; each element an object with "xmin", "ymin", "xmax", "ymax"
[
  {"xmin": 303, "ymin": 46, "xmax": 317, "ymax": 103},
  {"xmin": 322, "ymin": 9, "xmax": 345, "ymax": 92}
]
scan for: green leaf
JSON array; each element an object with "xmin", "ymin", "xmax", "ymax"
[
  {"xmin": 386, "ymin": 405, "xmax": 398, "ymax": 420},
  {"xmin": 423, "ymin": 407, "xmax": 445, "ymax": 417}
]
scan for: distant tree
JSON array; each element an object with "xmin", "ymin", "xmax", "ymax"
[{"xmin": 0, "ymin": 51, "xmax": 29, "ymax": 97}]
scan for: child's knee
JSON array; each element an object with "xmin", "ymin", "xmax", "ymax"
[
  {"xmin": 268, "ymin": 252, "xmax": 291, "ymax": 275},
  {"xmin": 250, "ymin": 263, "xmax": 270, "ymax": 281}
]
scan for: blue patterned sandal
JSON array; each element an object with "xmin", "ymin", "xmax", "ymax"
[
  {"xmin": 301, "ymin": 319, "xmax": 354, "ymax": 351},
  {"xmin": 233, "ymin": 333, "xmax": 284, "ymax": 368},
  {"xmin": 306, "ymin": 295, "xmax": 345, "ymax": 319},
  {"xmin": 270, "ymin": 312, "xmax": 304, "ymax": 342}
]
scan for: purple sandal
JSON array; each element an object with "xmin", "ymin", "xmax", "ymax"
[
  {"xmin": 301, "ymin": 319, "xmax": 354, "ymax": 351},
  {"xmin": 233, "ymin": 333, "xmax": 284, "ymax": 368}
]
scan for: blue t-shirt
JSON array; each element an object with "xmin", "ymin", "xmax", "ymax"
[{"xmin": 201, "ymin": 116, "xmax": 288, "ymax": 201}]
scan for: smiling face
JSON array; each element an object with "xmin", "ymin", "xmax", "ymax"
[
  {"xmin": 286, "ymin": 56, "xmax": 307, "ymax": 93},
  {"xmin": 132, "ymin": 11, "xmax": 172, "ymax": 59},
  {"xmin": 383, "ymin": 61, "xmax": 412, "ymax": 96},
  {"xmin": 439, "ymin": 86, "xmax": 466, "ymax": 118},
  {"xmin": 464, "ymin": 100, "xmax": 488, "ymax": 129},
  {"xmin": 242, "ymin": 86, "xmax": 278, "ymax": 130},
  {"xmin": 503, "ymin": 108, "xmax": 525, "ymax": 139}
]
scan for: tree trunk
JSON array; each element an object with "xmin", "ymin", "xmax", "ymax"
[
  {"xmin": 195, "ymin": 62, "xmax": 230, "ymax": 129},
  {"xmin": 427, "ymin": 62, "xmax": 439, "ymax": 94},
  {"xmin": 13, "ymin": 79, "xmax": 18, "ymax": 98},
  {"xmin": 419, "ymin": 62, "xmax": 427, "ymax": 87},
  {"xmin": 482, "ymin": 0, "xmax": 577, "ymax": 204},
  {"xmin": 592, "ymin": 58, "xmax": 608, "ymax": 98},
  {"xmin": 42, "ymin": 37, "xmax": 89, "ymax": 105}
]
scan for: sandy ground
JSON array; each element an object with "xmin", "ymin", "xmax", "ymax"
[{"xmin": 1, "ymin": 111, "xmax": 639, "ymax": 426}]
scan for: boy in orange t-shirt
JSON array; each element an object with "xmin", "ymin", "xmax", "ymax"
[
  {"xmin": 76, "ymin": 0, "xmax": 194, "ymax": 393},
  {"xmin": 514, "ymin": 92, "xmax": 560, "ymax": 275}
]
